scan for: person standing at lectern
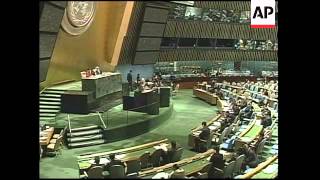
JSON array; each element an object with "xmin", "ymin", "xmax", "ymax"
[
  {"xmin": 136, "ymin": 74, "xmax": 141, "ymax": 83},
  {"xmin": 95, "ymin": 66, "xmax": 102, "ymax": 75},
  {"xmin": 127, "ymin": 70, "xmax": 133, "ymax": 91}
]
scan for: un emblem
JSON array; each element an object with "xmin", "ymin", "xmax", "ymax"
[{"xmin": 61, "ymin": 1, "xmax": 96, "ymax": 36}]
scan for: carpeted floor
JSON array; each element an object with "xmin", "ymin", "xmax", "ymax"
[{"xmin": 39, "ymin": 89, "xmax": 218, "ymax": 178}]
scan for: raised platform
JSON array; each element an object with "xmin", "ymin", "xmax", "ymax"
[{"xmin": 53, "ymin": 102, "xmax": 173, "ymax": 143}]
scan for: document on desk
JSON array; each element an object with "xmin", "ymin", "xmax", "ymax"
[
  {"xmin": 208, "ymin": 125, "xmax": 219, "ymax": 131},
  {"xmin": 89, "ymin": 157, "xmax": 110, "ymax": 165},
  {"xmin": 263, "ymin": 164, "xmax": 278, "ymax": 174},
  {"xmin": 115, "ymin": 154, "xmax": 126, "ymax": 160},
  {"xmin": 154, "ymin": 144, "xmax": 168, "ymax": 152},
  {"xmin": 193, "ymin": 131, "xmax": 201, "ymax": 136},
  {"xmin": 152, "ymin": 172, "xmax": 169, "ymax": 179}
]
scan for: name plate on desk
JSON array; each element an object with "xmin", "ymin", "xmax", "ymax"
[{"xmin": 82, "ymin": 72, "xmax": 122, "ymax": 98}]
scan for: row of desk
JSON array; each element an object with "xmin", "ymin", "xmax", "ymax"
[
  {"xmin": 40, "ymin": 127, "xmax": 54, "ymax": 146},
  {"xmin": 77, "ymin": 139, "xmax": 170, "ymax": 176},
  {"xmin": 193, "ymin": 88, "xmax": 218, "ymax": 105}
]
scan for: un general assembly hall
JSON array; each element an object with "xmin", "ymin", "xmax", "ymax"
[{"xmin": 39, "ymin": 1, "xmax": 278, "ymax": 179}]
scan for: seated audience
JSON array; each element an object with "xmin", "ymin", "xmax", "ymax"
[
  {"xmin": 195, "ymin": 122, "xmax": 211, "ymax": 152},
  {"xmin": 105, "ymin": 154, "xmax": 125, "ymax": 172},
  {"xmin": 238, "ymin": 144, "xmax": 259, "ymax": 169},
  {"xmin": 209, "ymin": 146, "xmax": 225, "ymax": 170},
  {"xmin": 240, "ymin": 102, "xmax": 254, "ymax": 119},
  {"xmin": 260, "ymin": 112, "xmax": 272, "ymax": 128},
  {"xmin": 161, "ymin": 140, "xmax": 180, "ymax": 164}
]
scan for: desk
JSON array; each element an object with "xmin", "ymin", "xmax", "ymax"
[
  {"xmin": 40, "ymin": 127, "xmax": 54, "ymax": 145},
  {"xmin": 193, "ymin": 88, "xmax": 218, "ymax": 105},
  {"xmin": 78, "ymin": 143, "xmax": 169, "ymax": 175},
  {"xmin": 139, "ymin": 149, "xmax": 214, "ymax": 178},
  {"xmin": 82, "ymin": 72, "xmax": 122, "ymax": 99},
  {"xmin": 188, "ymin": 115, "xmax": 222, "ymax": 149}
]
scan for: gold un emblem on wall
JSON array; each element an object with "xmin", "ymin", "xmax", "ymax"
[{"xmin": 61, "ymin": 1, "xmax": 96, "ymax": 36}]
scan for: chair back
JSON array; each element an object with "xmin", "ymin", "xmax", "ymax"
[
  {"xmin": 110, "ymin": 165, "xmax": 125, "ymax": 178},
  {"xmin": 225, "ymin": 125, "xmax": 233, "ymax": 138},
  {"xmin": 218, "ymin": 128, "xmax": 228, "ymax": 144},
  {"xmin": 233, "ymin": 121, "xmax": 240, "ymax": 133},
  {"xmin": 171, "ymin": 148, "xmax": 183, "ymax": 163},
  {"xmin": 223, "ymin": 161, "xmax": 236, "ymax": 178},
  {"xmin": 126, "ymin": 159, "xmax": 141, "ymax": 175},
  {"xmin": 233, "ymin": 154, "xmax": 245, "ymax": 175},
  {"xmin": 53, "ymin": 136, "xmax": 63, "ymax": 151},
  {"xmin": 256, "ymin": 138, "xmax": 267, "ymax": 155},
  {"xmin": 87, "ymin": 166, "xmax": 104, "ymax": 179},
  {"xmin": 150, "ymin": 149, "xmax": 162, "ymax": 167},
  {"xmin": 211, "ymin": 167, "xmax": 224, "ymax": 178},
  {"xmin": 198, "ymin": 172, "xmax": 208, "ymax": 179},
  {"xmin": 200, "ymin": 162, "xmax": 212, "ymax": 173},
  {"xmin": 139, "ymin": 152, "xmax": 150, "ymax": 169}
]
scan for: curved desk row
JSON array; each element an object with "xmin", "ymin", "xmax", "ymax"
[
  {"xmin": 139, "ymin": 149, "xmax": 215, "ymax": 178},
  {"xmin": 238, "ymin": 155, "xmax": 278, "ymax": 179},
  {"xmin": 77, "ymin": 138, "xmax": 168, "ymax": 160}
]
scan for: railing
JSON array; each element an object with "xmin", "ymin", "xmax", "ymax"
[
  {"xmin": 68, "ymin": 114, "xmax": 72, "ymax": 136},
  {"xmin": 39, "ymin": 79, "xmax": 76, "ymax": 94},
  {"xmin": 65, "ymin": 101, "xmax": 164, "ymax": 130}
]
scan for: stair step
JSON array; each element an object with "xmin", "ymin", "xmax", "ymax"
[
  {"xmin": 68, "ymin": 139, "xmax": 106, "ymax": 148},
  {"xmin": 39, "ymin": 105, "xmax": 60, "ymax": 109},
  {"xmin": 70, "ymin": 125, "xmax": 100, "ymax": 132},
  {"xmin": 42, "ymin": 90, "xmax": 65, "ymax": 94},
  {"xmin": 40, "ymin": 113, "xmax": 57, "ymax": 117},
  {"xmin": 40, "ymin": 97, "xmax": 61, "ymax": 102},
  {"xmin": 40, "ymin": 94, "xmax": 61, "ymax": 98},
  {"xmin": 39, "ymin": 109, "xmax": 60, "ymax": 113},
  {"xmin": 40, "ymin": 101, "xmax": 61, "ymax": 105},
  {"xmin": 68, "ymin": 134, "xmax": 103, "ymax": 143},
  {"xmin": 46, "ymin": 88, "xmax": 67, "ymax": 92},
  {"xmin": 40, "ymin": 117, "xmax": 56, "ymax": 121},
  {"xmin": 67, "ymin": 129, "xmax": 102, "ymax": 137}
]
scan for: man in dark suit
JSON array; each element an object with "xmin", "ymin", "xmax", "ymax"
[
  {"xmin": 199, "ymin": 122, "xmax": 210, "ymax": 140},
  {"xmin": 238, "ymin": 144, "xmax": 259, "ymax": 170},
  {"xmin": 209, "ymin": 146, "xmax": 225, "ymax": 170},
  {"xmin": 161, "ymin": 141, "xmax": 181, "ymax": 164},
  {"xmin": 261, "ymin": 113, "xmax": 272, "ymax": 128},
  {"xmin": 127, "ymin": 70, "xmax": 133, "ymax": 91},
  {"xmin": 195, "ymin": 122, "xmax": 211, "ymax": 152},
  {"xmin": 105, "ymin": 154, "xmax": 125, "ymax": 172}
]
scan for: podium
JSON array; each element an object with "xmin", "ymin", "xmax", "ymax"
[
  {"xmin": 123, "ymin": 89, "xmax": 160, "ymax": 115},
  {"xmin": 159, "ymin": 87, "xmax": 170, "ymax": 107}
]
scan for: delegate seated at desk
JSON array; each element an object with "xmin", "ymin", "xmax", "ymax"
[
  {"xmin": 209, "ymin": 146, "xmax": 225, "ymax": 172},
  {"xmin": 240, "ymin": 102, "xmax": 254, "ymax": 120},
  {"xmin": 237, "ymin": 144, "xmax": 259, "ymax": 170},
  {"xmin": 194, "ymin": 122, "xmax": 211, "ymax": 152},
  {"xmin": 84, "ymin": 156, "xmax": 109, "ymax": 177},
  {"xmin": 260, "ymin": 112, "xmax": 272, "ymax": 128},
  {"xmin": 105, "ymin": 153, "xmax": 126, "ymax": 172},
  {"xmin": 161, "ymin": 140, "xmax": 180, "ymax": 164}
]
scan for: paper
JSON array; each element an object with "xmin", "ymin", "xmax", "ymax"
[
  {"xmin": 154, "ymin": 144, "xmax": 168, "ymax": 152},
  {"xmin": 89, "ymin": 157, "xmax": 110, "ymax": 165},
  {"xmin": 152, "ymin": 172, "xmax": 169, "ymax": 179},
  {"xmin": 115, "ymin": 154, "xmax": 126, "ymax": 160},
  {"xmin": 208, "ymin": 125, "xmax": 219, "ymax": 131},
  {"xmin": 263, "ymin": 164, "xmax": 278, "ymax": 174}
]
